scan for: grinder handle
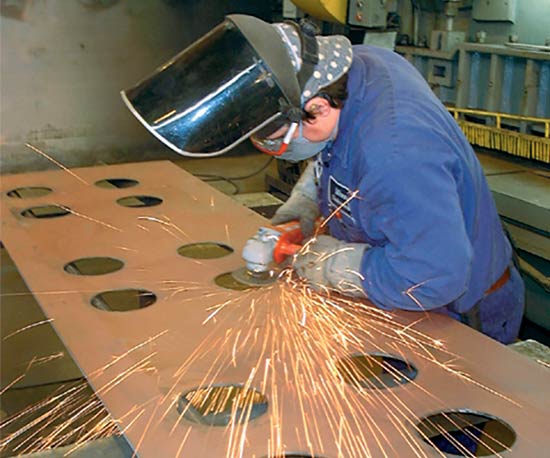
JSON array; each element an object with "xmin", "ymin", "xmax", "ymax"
[{"xmin": 273, "ymin": 227, "xmax": 304, "ymax": 264}]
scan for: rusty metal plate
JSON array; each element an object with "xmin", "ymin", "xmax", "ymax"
[{"xmin": 1, "ymin": 160, "xmax": 549, "ymax": 457}]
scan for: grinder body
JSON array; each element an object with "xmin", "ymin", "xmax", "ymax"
[{"xmin": 242, "ymin": 221, "xmax": 304, "ymax": 275}]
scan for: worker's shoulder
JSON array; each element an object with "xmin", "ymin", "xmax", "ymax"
[
  {"xmin": 347, "ymin": 86, "xmax": 459, "ymax": 153},
  {"xmin": 351, "ymin": 44, "xmax": 419, "ymax": 79},
  {"xmin": 352, "ymin": 114, "xmax": 470, "ymax": 179},
  {"xmin": 353, "ymin": 45, "xmax": 442, "ymax": 108},
  {"xmin": 348, "ymin": 46, "xmax": 443, "ymax": 119},
  {"xmin": 354, "ymin": 146, "xmax": 466, "ymax": 202},
  {"xmin": 345, "ymin": 47, "xmax": 471, "ymax": 167},
  {"xmin": 352, "ymin": 44, "xmax": 401, "ymax": 61}
]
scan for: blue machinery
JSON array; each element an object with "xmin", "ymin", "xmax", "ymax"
[{"xmin": 398, "ymin": 43, "xmax": 550, "ymax": 163}]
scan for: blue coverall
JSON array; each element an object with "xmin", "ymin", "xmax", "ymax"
[{"xmin": 315, "ymin": 45, "xmax": 524, "ymax": 344}]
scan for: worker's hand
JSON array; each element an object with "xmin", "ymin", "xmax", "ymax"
[
  {"xmin": 271, "ymin": 161, "xmax": 319, "ymax": 237},
  {"xmin": 293, "ymin": 235, "xmax": 369, "ymax": 298},
  {"xmin": 271, "ymin": 192, "xmax": 320, "ymax": 237}
]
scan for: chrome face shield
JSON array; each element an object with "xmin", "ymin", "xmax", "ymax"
[{"xmin": 121, "ymin": 17, "xmax": 298, "ymax": 158}]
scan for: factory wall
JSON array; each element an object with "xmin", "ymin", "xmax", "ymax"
[
  {"xmin": 408, "ymin": 0, "xmax": 550, "ymax": 46},
  {"xmin": 468, "ymin": 0, "xmax": 550, "ymax": 46},
  {"xmin": 0, "ymin": 0, "xmax": 269, "ymax": 174}
]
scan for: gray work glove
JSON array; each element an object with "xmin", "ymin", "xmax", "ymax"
[
  {"xmin": 293, "ymin": 235, "xmax": 369, "ymax": 298},
  {"xmin": 271, "ymin": 161, "xmax": 320, "ymax": 237}
]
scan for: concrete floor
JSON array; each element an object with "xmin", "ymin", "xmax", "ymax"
[{"xmin": 1, "ymin": 150, "xmax": 548, "ymax": 456}]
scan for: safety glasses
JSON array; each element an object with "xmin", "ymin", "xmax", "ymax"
[{"xmin": 250, "ymin": 122, "xmax": 299, "ymax": 156}]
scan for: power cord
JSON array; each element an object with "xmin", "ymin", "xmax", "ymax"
[{"xmin": 194, "ymin": 157, "xmax": 274, "ymax": 195}]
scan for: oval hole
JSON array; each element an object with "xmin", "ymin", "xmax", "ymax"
[
  {"xmin": 214, "ymin": 272, "xmax": 254, "ymax": 291},
  {"xmin": 417, "ymin": 410, "xmax": 516, "ymax": 456},
  {"xmin": 21, "ymin": 205, "xmax": 70, "ymax": 219},
  {"xmin": 64, "ymin": 257, "xmax": 124, "ymax": 276},
  {"xmin": 6, "ymin": 187, "xmax": 53, "ymax": 198},
  {"xmin": 336, "ymin": 353, "xmax": 417, "ymax": 389},
  {"xmin": 91, "ymin": 289, "xmax": 156, "ymax": 312},
  {"xmin": 178, "ymin": 242, "xmax": 234, "ymax": 259},
  {"xmin": 116, "ymin": 195, "xmax": 162, "ymax": 208},
  {"xmin": 178, "ymin": 384, "xmax": 267, "ymax": 426},
  {"xmin": 95, "ymin": 178, "xmax": 139, "ymax": 189}
]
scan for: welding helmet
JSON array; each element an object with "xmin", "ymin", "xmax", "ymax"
[
  {"xmin": 121, "ymin": 15, "xmax": 307, "ymax": 158},
  {"xmin": 121, "ymin": 15, "xmax": 352, "ymax": 158}
]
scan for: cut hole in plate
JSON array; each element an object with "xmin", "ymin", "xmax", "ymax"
[
  {"xmin": 177, "ymin": 242, "xmax": 234, "ymax": 259},
  {"xmin": 6, "ymin": 187, "xmax": 53, "ymax": 198},
  {"xmin": 267, "ymin": 455, "xmax": 323, "ymax": 458},
  {"xmin": 336, "ymin": 353, "xmax": 417, "ymax": 389},
  {"xmin": 94, "ymin": 178, "xmax": 139, "ymax": 189},
  {"xmin": 91, "ymin": 289, "xmax": 156, "ymax": 312},
  {"xmin": 64, "ymin": 257, "xmax": 124, "ymax": 276},
  {"xmin": 215, "ymin": 272, "xmax": 254, "ymax": 291},
  {"xmin": 265, "ymin": 453, "xmax": 323, "ymax": 458},
  {"xmin": 116, "ymin": 195, "xmax": 163, "ymax": 208},
  {"xmin": 177, "ymin": 384, "xmax": 268, "ymax": 426},
  {"xmin": 21, "ymin": 205, "xmax": 70, "ymax": 219},
  {"xmin": 417, "ymin": 410, "xmax": 516, "ymax": 456}
]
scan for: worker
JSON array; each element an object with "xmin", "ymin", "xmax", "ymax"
[{"xmin": 122, "ymin": 15, "xmax": 524, "ymax": 345}]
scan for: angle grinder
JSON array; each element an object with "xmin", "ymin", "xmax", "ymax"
[{"xmin": 231, "ymin": 221, "xmax": 305, "ymax": 287}]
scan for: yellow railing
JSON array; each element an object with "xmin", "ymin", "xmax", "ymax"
[{"xmin": 447, "ymin": 107, "xmax": 550, "ymax": 163}]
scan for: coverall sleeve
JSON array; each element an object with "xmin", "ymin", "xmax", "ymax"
[{"xmin": 358, "ymin": 154, "xmax": 473, "ymax": 311}]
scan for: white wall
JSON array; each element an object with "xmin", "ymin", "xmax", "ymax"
[{"xmin": 0, "ymin": 0, "xmax": 227, "ymax": 173}]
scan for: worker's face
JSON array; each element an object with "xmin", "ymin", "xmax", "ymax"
[{"xmin": 267, "ymin": 97, "xmax": 340, "ymax": 142}]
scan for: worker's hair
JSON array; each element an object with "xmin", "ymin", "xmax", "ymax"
[
  {"xmin": 319, "ymin": 72, "xmax": 349, "ymax": 108},
  {"xmin": 304, "ymin": 72, "xmax": 349, "ymax": 119}
]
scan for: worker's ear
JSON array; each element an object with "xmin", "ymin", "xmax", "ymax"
[{"xmin": 304, "ymin": 97, "xmax": 331, "ymax": 123}]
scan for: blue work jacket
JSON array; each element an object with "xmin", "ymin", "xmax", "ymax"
[{"xmin": 316, "ymin": 45, "xmax": 512, "ymax": 315}]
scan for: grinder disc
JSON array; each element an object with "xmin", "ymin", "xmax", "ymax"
[{"xmin": 230, "ymin": 267, "xmax": 278, "ymax": 287}]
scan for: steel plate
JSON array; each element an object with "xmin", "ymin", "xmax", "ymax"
[{"xmin": 1, "ymin": 161, "xmax": 549, "ymax": 457}]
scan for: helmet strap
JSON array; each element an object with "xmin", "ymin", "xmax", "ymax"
[{"xmin": 285, "ymin": 19, "xmax": 319, "ymax": 93}]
